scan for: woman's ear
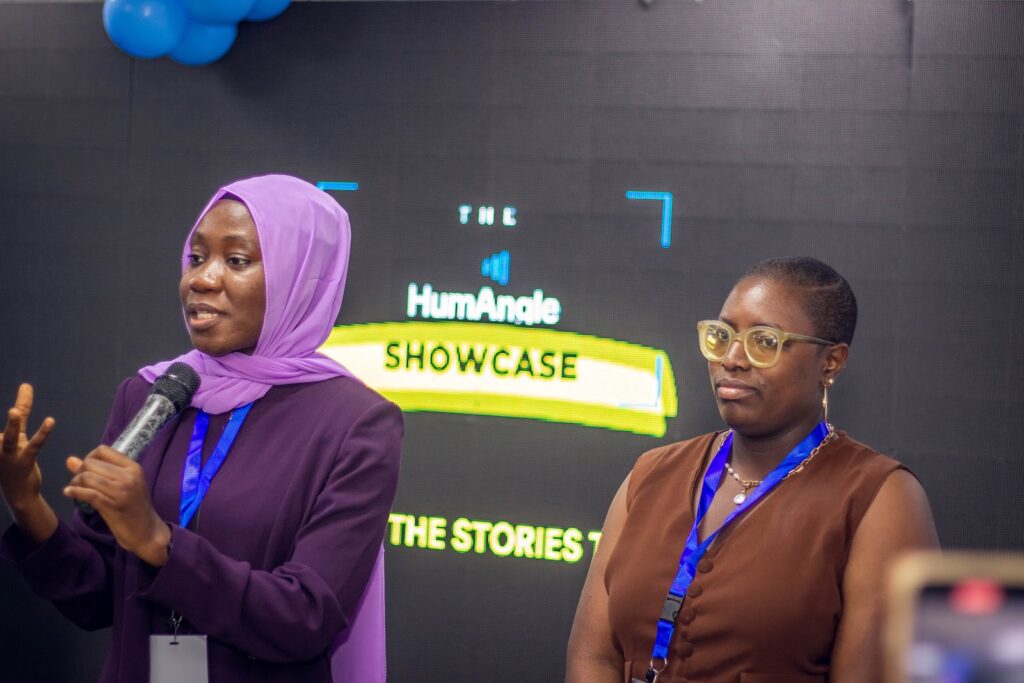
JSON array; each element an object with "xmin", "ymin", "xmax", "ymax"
[{"xmin": 822, "ymin": 343, "xmax": 850, "ymax": 385}]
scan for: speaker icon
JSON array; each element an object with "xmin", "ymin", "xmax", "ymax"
[{"xmin": 481, "ymin": 250, "xmax": 511, "ymax": 286}]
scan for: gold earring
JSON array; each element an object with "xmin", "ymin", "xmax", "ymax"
[{"xmin": 822, "ymin": 378, "xmax": 834, "ymax": 423}]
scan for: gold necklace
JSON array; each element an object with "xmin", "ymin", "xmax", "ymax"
[
  {"xmin": 723, "ymin": 424, "xmax": 836, "ymax": 505},
  {"xmin": 724, "ymin": 461, "xmax": 760, "ymax": 504}
]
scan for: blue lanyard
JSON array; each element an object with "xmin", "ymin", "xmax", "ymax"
[
  {"xmin": 179, "ymin": 403, "xmax": 253, "ymax": 529},
  {"xmin": 645, "ymin": 421, "xmax": 830, "ymax": 680}
]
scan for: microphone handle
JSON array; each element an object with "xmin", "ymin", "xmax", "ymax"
[{"xmin": 75, "ymin": 394, "xmax": 178, "ymax": 516}]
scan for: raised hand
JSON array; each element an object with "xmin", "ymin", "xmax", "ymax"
[
  {"xmin": 0, "ymin": 384, "xmax": 55, "ymax": 509},
  {"xmin": 0, "ymin": 384, "xmax": 59, "ymax": 544},
  {"xmin": 64, "ymin": 447, "xmax": 170, "ymax": 567}
]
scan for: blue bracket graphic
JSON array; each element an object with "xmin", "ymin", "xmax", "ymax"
[
  {"xmin": 619, "ymin": 355, "xmax": 665, "ymax": 409},
  {"xmin": 625, "ymin": 190, "xmax": 673, "ymax": 248},
  {"xmin": 316, "ymin": 181, "xmax": 360, "ymax": 192}
]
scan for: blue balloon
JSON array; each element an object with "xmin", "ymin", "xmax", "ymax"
[
  {"xmin": 182, "ymin": 0, "xmax": 256, "ymax": 25},
  {"xmin": 169, "ymin": 21, "xmax": 238, "ymax": 66},
  {"xmin": 245, "ymin": 0, "xmax": 290, "ymax": 22},
  {"xmin": 103, "ymin": 0, "xmax": 188, "ymax": 59}
]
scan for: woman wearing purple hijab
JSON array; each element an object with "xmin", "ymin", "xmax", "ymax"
[{"xmin": 0, "ymin": 175, "xmax": 402, "ymax": 682}]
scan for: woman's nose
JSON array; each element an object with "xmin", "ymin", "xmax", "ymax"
[
  {"xmin": 721, "ymin": 337, "xmax": 750, "ymax": 369},
  {"xmin": 189, "ymin": 261, "xmax": 222, "ymax": 291}
]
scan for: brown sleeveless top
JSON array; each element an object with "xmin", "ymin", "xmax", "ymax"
[{"xmin": 604, "ymin": 430, "xmax": 906, "ymax": 683}]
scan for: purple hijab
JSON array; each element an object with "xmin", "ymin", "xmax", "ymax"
[
  {"xmin": 140, "ymin": 174, "xmax": 356, "ymax": 413},
  {"xmin": 141, "ymin": 174, "xmax": 386, "ymax": 681}
]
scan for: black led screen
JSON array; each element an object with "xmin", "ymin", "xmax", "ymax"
[{"xmin": 1, "ymin": 1, "xmax": 1022, "ymax": 680}]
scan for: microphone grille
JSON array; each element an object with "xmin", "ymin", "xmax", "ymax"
[{"xmin": 152, "ymin": 362, "xmax": 201, "ymax": 413}]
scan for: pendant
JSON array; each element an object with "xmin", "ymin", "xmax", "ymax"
[{"xmin": 732, "ymin": 492, "xmax": 746, "ymax": 505}]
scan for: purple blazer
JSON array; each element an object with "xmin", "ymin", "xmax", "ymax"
[{"xmin": 2, "ymin": 375, "xmax": 402, "ymax": 682}]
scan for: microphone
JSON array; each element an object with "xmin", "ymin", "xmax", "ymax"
[
  {"xmin": 110, "ymin": 363, "xmax": 200, "ymax": 460},
  {"xmin": 76, "ymin": 362, "xmax": 200, "ymax": 514}
]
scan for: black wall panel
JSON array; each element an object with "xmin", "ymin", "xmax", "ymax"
[{"xmin": 0, "ymin": 2, "xmax": 1021, "ymax": 681}]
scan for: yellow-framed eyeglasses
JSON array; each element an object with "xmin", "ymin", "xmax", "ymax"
[{"xmin": 696, "ymin": 320, "xmax": 836, "ymax": 369}]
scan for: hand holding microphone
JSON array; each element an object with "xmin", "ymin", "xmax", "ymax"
[{"xmin": 65, "ymin": 363, "xmax": 199, "ymax": 566}]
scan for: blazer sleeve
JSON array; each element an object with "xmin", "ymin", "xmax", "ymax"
[
  {"xmin": 134, "ymin": 398, "xmax": 403, "ymax": 662},
  {"xmin": 0, "ymin": 377, "xmax": 135, "ymax": 631}
]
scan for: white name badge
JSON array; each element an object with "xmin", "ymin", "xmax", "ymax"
[{"xmin": 150, "ymin": 635, "xmax": 209, "ymax": 683}]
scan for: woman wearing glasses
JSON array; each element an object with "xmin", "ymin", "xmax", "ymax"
[{"xmin": 567, "ymin": 256, "xmax": 938, "ymax": 683}]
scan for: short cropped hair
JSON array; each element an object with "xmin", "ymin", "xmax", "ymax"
[{"xmin": 742, "ymin": 256, "xmax": 858, "ymax": 345}]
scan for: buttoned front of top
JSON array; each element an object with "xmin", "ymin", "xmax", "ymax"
[{"xmin": 605, "ymin": 431, "xmax": 908, "ymax": 683}]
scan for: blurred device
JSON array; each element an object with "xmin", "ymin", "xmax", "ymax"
[{"xmin": 886, "ymin": 551, "xmax": 1024, "ymax": 683}]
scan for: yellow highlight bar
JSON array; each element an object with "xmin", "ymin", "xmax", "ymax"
[{"xmin": 322, "ymin": 321, "xmax": 678, "ymax": 436}]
